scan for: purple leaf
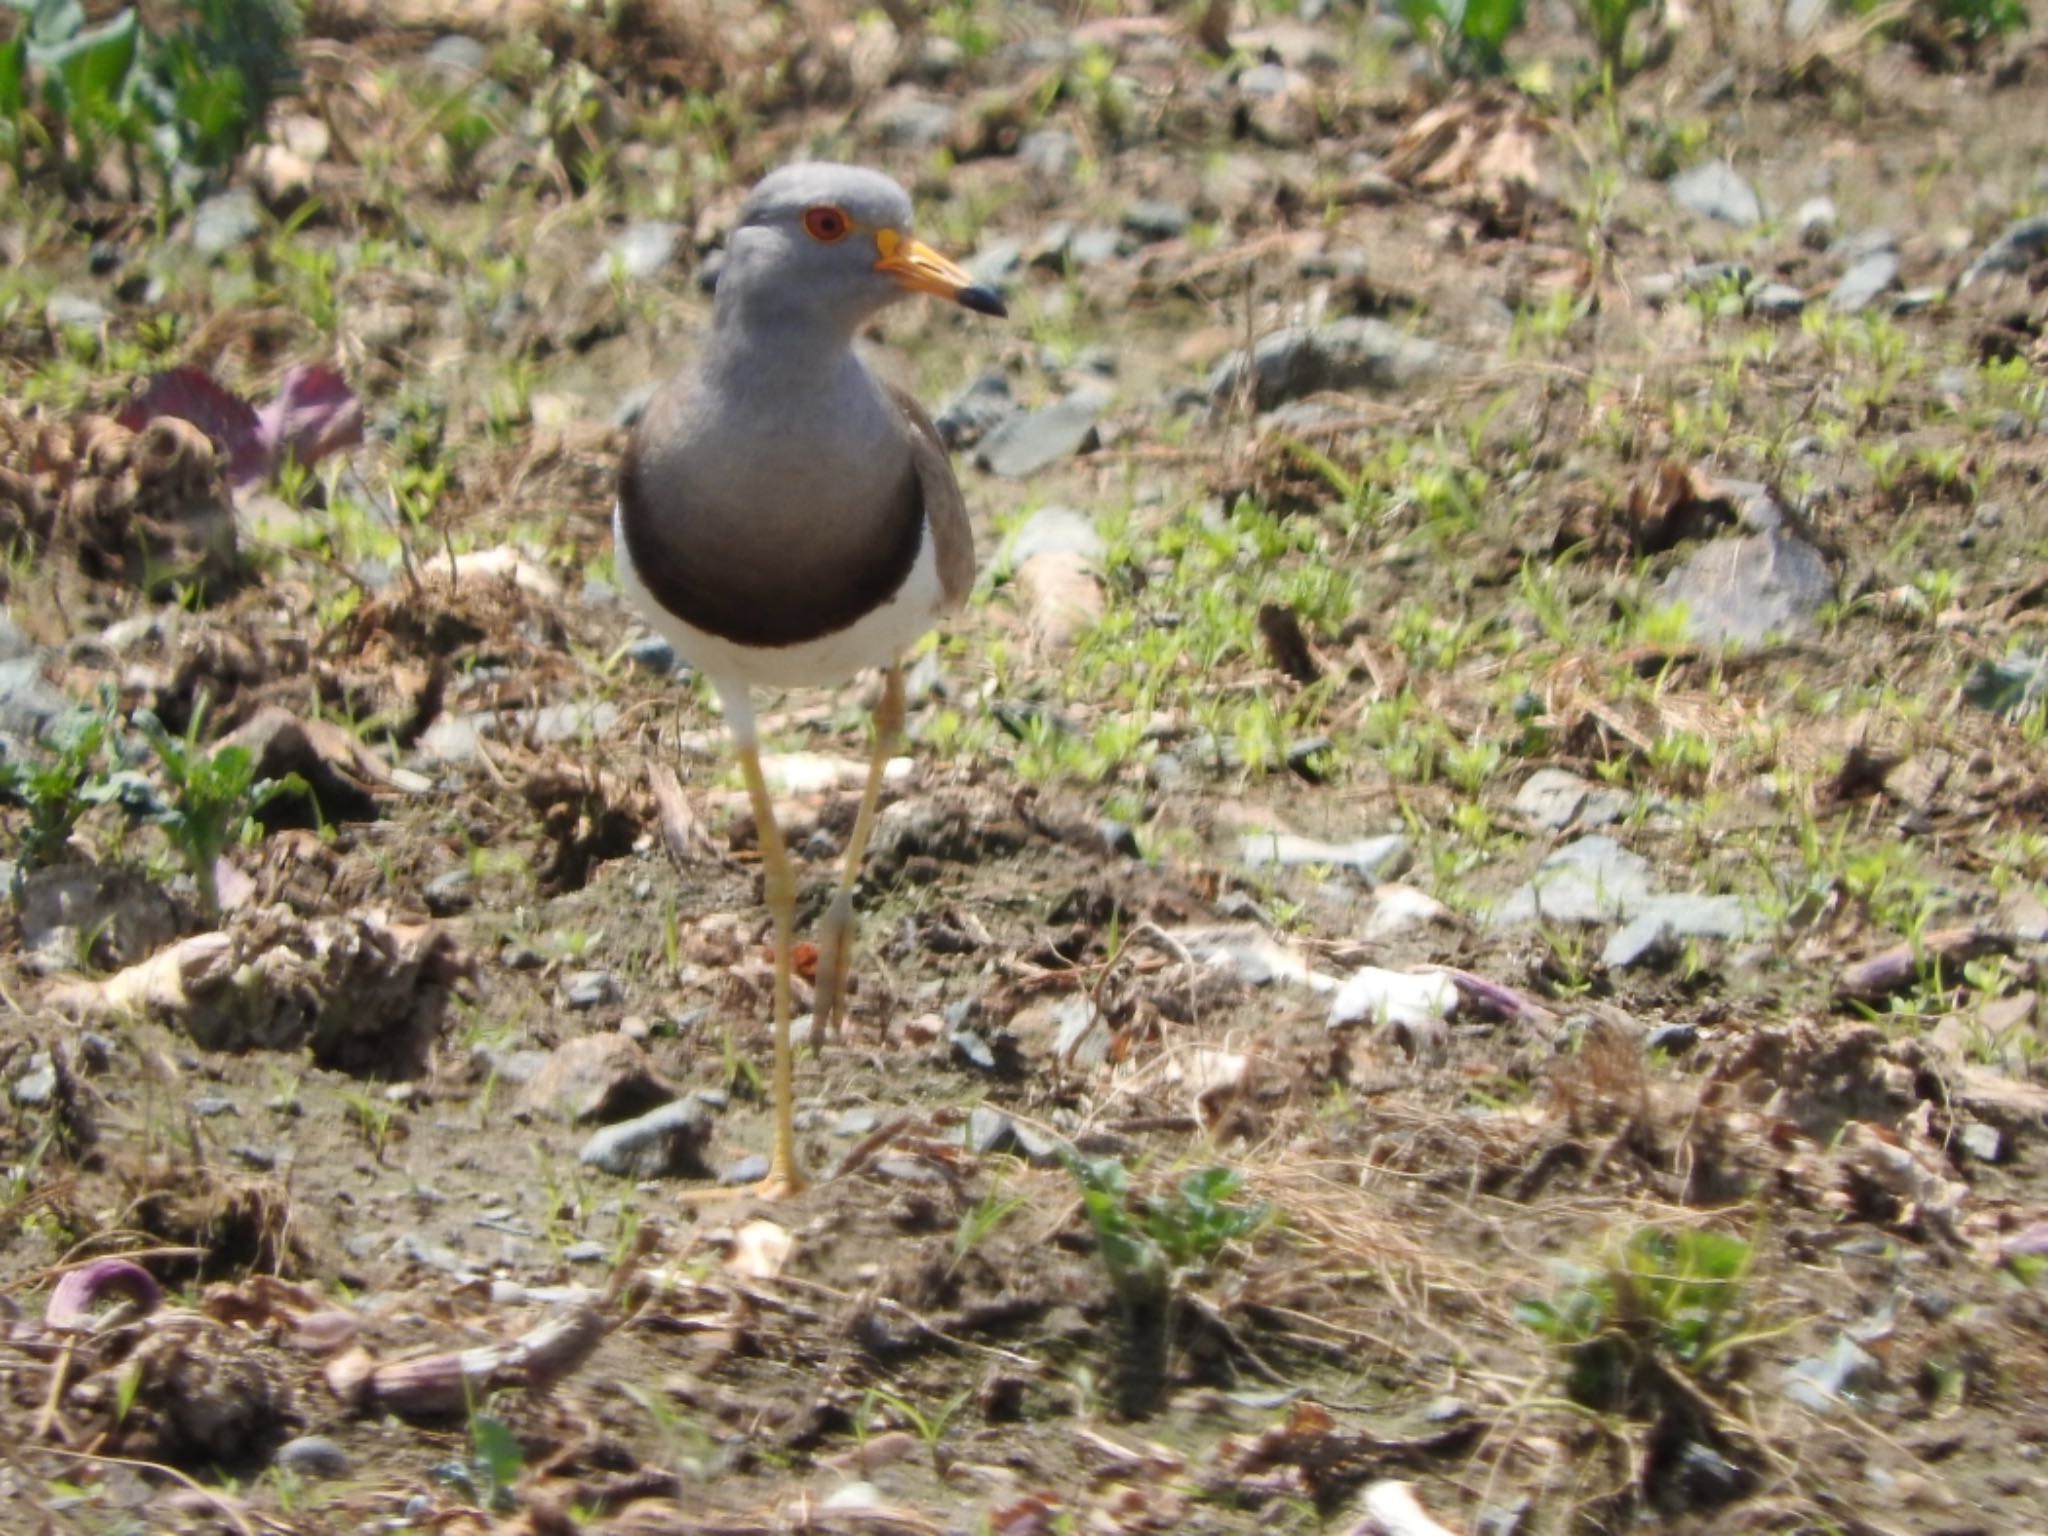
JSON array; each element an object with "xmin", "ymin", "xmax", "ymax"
[
  {"xmin": 255, "ymin": 364, "xmax": 363, "ymax": 477},
  {"xmin": 46, "ymin": 1257, "xmax": 163, "ymax": 1331},
  {"xmin": 117, "ymin": 366, "xmax": 269, "ymax": 486}
]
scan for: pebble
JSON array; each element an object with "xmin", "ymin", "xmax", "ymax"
[
  {"xmin": 1749, "ymin": 282, "xmax": 1807, "ymax": 318},
  {"xmin": 1829, "ymin": 249, "xmax": 1899, "ymax": 313},
  {"xmin": 933, "ymin": 371, "xmax": 1017, "ymax": 451},
  {"xmin": 191, "ymin": 1095, "xmax": 238, "ymax": 1117},
  {"xmin": 1661, "ymin": 529, "xmax": 1832, "ymax": 646},
  {"xmin": 1121, "ymin": 198, "xmax": 1191, "ymax": 243},
  {"xmin": 1020, "ymin": 128, "xmax": 1077, "ymax": 179},
  {"xmin": 12, "ymin": 1056, "xmax": 55, "ymax": 1108},
  {"xmin": 190, "ymin": 189, "xmax": 264, "ymax": 257},
  {"xmin": 561, "ymin": 970, "xmax": 622, "ymax": 1011},
  {"xmin": 587, "ymin": 221, "xmax": 681, "ymax": 285},
  {"xmin": 1005, "ymin": 505, "xmax": 1103, "ymax": 569},
  {"xmin": 1795, "ymin": 195, "xmax": 1837, "ymax": 248},
  {"xmin": 1513, "ymin": 768, "xmax": 1631, "ymax": 831},
  {"xmin": 423, "ymin": 34, "xmax": 488, "ymax": 76},
  {"xmin": 1646, "ymin": 1022, "xmax": 1701, "ymax": 1055},
  {"xmin": 867, "ymin": 90, "xmax": 958, "ymax": 149},
  {"xmin": 1238, "ymin": 830, "xmax": 1407, "ymax": 880},
  {"xmin": 578, "ymin": 1097, "xmax": 714, "ymax": 1179},
  {"xmin": 1668, "ymin": 162, "xmax": 1762, "ymax": 227},
  {"xmin": 966, "ymin": 1105, "xmax": 1067, "ymax": 1166},
  {"xmin": 973, "ymin": 389, "xmax": 1107, "ymax": 478},
  {"xmin": 832, "ymin": 1107, "xmax": 880, "ymax": 1138},
  {"xmin": 1207, "ymin": 318, "xmax": 1441, "ymax": 411},
  {"xmin": 423, "ymin": 868, "xmax": 474, "ymax": 916},
  {"xmin": 45, "ymin": 292, "xmax": 108, "ymax": 332},
  {"xmin": 563, "ymin": 1240, "xmax": 609, "ymax": 1263},
  {"xmin": 1959, "ymin": 211, "xmax": 2048, "ymax": 287},
  {"xmin": 623, "ymin": 633, "xmax": 680, "ymax": 674},
  {"xmin": 1362, "ymin": 884, "xmax": 1451, "ymax": 942},
  {"xmin": 720, "ymin": 1153, "xmax": 771, "ymax": 1185},
  {"xmin": 275, "ymin": 1435, "xmax": 352, "ymax": 1480}
]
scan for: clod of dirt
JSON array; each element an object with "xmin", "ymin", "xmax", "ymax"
[
  {"xmin": 524, "ymin": 763, "xmax": 648, "ymax": 894},
  {"xmin": 225, "ymin": 705, "xmax": 419, "ymax": 826},
  {"xmin": 519, "ymin": 1034, "xmax": 675, "ymax": 1124},
  {"xmin": 68, "ymin": 1315, "xmax": 297, "ymax": 1469},
  {"xmin": 0, "ymin": 406, "xmax": 241, "ymax": 600},
  {"xmin": 52, "ymin": 906, "xmax": 472, "ymax": 1077},
  {"xmin": 17, "ymin": 861, "xmax": 182, "ymax": 971}
]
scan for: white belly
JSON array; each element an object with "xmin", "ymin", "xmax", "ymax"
[{"xmin": 612, "ymin": 501, "xmax": 948, "ymax": 695}]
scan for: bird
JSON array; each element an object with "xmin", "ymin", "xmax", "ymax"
[{"xmin": 613, "ymin": 163, "xmax": 1006, "ymax": 1200}]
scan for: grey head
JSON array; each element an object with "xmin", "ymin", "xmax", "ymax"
[{"xmin": 715, "ymin": 161, "xmax": 1006, "ymax": 341}]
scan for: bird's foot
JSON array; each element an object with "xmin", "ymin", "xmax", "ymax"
[
  {"xmin": 812, "ymin": 889, "xmax": 856, "ymax": 1050},
  {"xmin": 676, "ymin": 1169, "xmax": 809, "ymax": 1206}
]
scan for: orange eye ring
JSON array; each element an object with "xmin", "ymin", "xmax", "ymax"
[{"xmin": 802, "ymin": 206, "xmax": 851, "ymax": 243}]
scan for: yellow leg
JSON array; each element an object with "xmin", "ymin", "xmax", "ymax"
[
  {"xmin": 735, "ymin": 736, "xmax": 805, "ymax": 1199},
  {"xmin": 812, "ymin": 663, "xmax": 905, "ymax": 1046}
]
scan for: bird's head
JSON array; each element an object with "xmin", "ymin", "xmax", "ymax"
[{"xmin": 721, "ymin": 162, "xmax": 1007, "ymax": 337}]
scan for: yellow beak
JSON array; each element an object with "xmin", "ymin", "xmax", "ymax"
[{"xmin": 873, "ymin": 228, "xmax": 1007, "ymax": 317}]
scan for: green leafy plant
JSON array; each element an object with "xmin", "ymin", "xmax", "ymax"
[
  {"xmin": 1398, "ymin": 0, "xmax": 1527, "ymax": 77},
  {"xmin": 0, "ymin": 0, "xmax": 296, "ymax": 194},
  {"xmin": 0, "ymin": 715, "xmax": 111, "ymax": 870},
  {"xmin": 1579, "ymin": 0, "xmax": 1655, "ymax": 82},
  {"xmin": 1517, "ymin": 1224, "xmax": 1756, "ymax": 1414},
  {"xmin": 135, "ymin": 706, "xmax": 304, "ymax": 919}
]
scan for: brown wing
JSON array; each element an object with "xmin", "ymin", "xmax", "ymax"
[{"xmin": 884, "ymin": 382, "xmax": 975, "ymax": 611}]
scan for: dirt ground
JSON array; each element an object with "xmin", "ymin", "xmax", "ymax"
[{"xmin": 5, "ymin": 1, "xmax": 2048, "ymax": 1533}]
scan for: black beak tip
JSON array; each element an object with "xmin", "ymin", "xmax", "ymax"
[{"xmin": 957, "ymin": 284, "xmax": 1008, "ymax": 319}]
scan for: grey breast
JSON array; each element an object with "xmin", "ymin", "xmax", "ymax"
[{"xmin": 617, "ymin": 383, "xmax": 930, "ymax": 650}]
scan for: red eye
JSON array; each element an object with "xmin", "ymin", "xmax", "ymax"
[{"xmin": 802, "ymin": 206, "xmax": 850, "ymax": 242}]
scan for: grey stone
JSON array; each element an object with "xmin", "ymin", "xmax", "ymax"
[
  {"xmin": 1682, "ymin": 260, "xmax": 1751, "ymax": 291},
  {"xmin": 966, "ymin": 1105, "xmax": 1067, "ymax": 1166},
  {"xmin": 832, "ymin": 1106, "xmax": 880, "ymax": 1138},
  {"xmin": 720, "ymin": 1153, "xmax": 770, "ymax": 1185},
  {"xmin": 1783, "ymin": 1335, "xmax": 1883, "ymax": 1413},
  {"xmin": 1006, "ymin": 506, "xmax": 1103, "ymax": 569},
  {"xmin": 275, "ymin": 1435, "xmax": 351, "ymax": 1479},
  {"xmin": 561, "ymin": 970, "xmax": 621, "ymax": 1010},
  {"xmin": 1794, "ymin": 195, "xmax": 1837, "ymax": 247},
  {"xmin": 1829, "ymin": 249, "xmax": 1899, "ymax": 313},
  {"xmin": 578, "ymin": 1097, "xmax": 714, "ymax": 1179},
  {"xmin": 1362, "ymin": 884, "xmax": 1451, "ymax": 942},
  {"xmin": 18, "ymin": 862, "xmax": 182, "ymax": 970},
  {"xmin": 191, "ymin": 190, "xmax": 264, "ymax": 257},
  {"xmin": 868, "ymin": 90, "xmax": 958, "ymax": 148},
  {"xmin": 1960, "ymin": 212, "xmax": 2048, "ymax": 288},
  {"xmin": 564, "ymin": 1239, "xmax": 608, "ymax": 1262},
  {"xmin": 1122, "ymin": 198, "xmax": 1190, "ymax": 243},
  {"xmin": 588, "ymin": 221, "xmax": 681, "ymax": 285},
  {"xmin": 1020, "ymin": 129, "xmax": 1076, "ymax": 179},
  {"xmin": 1662, "ymin": 530, "xmax": 1832, "ymax": 646},
  {"xmin": 1668, "ymin": 162, "xmax": 1762, "ymax": 227},
  {"xmin": 624, "ymin": 634, "xmax": 679, "ymax": 674},
  {"xmin": 1958, "ymin": 1122, "xmax": 2005, "ymax": 1163},
  {"xmin": 969, "ymin": 239, "xmax": 1024, "ymax": 290},
  {"xmin": 1238, "ymin": 830, "xmax": 1408, "ymax": 880},
  {"xmin": 1891, "ymin": 287, "xmax": 1941, "ymax": 315},
  {"xmin": 1493, "ymin": 836, "xmax": 1656, "ymax": 927},
  {"xmin": 12, "ymin": 1056, "xmax": 55, "ymax": 1108},
  {"xmin": 1068, "ymin": 226, "xmax": 1123, "ymax": 268},
  {"xmin": 45, "ymin": 292, "xmax": 108, "ymax": 332},
  {"xmin": 974, "ymin": 389, "xmax": 1107, "ymax": 478},
  {"xmin": 423, "ymin": 34, "xmax": 488, "ymax": 76},
  {"xmin": 1646, "ymin": 1022, "xmax": 1700, "ymax": 1054},
  {"xmin": 0, "ymin": 655, "xmax": 69, "ymax": 736},
  {"xmin": 1512, "ymin": 768, "xmax": 1630, "ymax": 831},
  {"xmin": 1207, "ymin": 319, "xmax": 1441, "ymax": 412},
  {"xmin": 1053, "ymin": 998, "xmax": 1111, "ymax": 1068},
  {"xmin": 191, "ymin": 1095, "xmax": 238, "ymax": 1117},
  {"xmin": 933, "ymin": 371, "xmax": 1016, "ymax": 451},
  {"xmin": 1601, "ymin": 915, "xmax": 1678, "ymax": 970},
  {"xmin": 423, "ymin": 868, "xmax": 474, "ymax": 916},
  {"xmin": 1750, "ymin": 282, "xmax": 1807, "ymax": 318}
]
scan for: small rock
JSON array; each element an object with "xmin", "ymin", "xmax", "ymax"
[
  {"xmin": 832, "ymin": 1106, "xmax": 880, "ymax": 1138},
  {"xmin": 1328, "ymin": 967, "xmax": 1456, "ymax": 1030},
  {"xmin": 1668, "ymin": 162, "xmax": 1762, "ymax": 227},
  {"xmin": 578, "ymin": 1096, "xmax": 715, "ymax": 1179},
  {"xmin": 1640, "ymin": 1024, "xmax": 1700, "ymax": 1060},
  {"xmin": 191, "ymin": 1095, "xmax": 238, "ymax": 1118},
  {"xmin": 933, "ymin": 371, "xmax": 1017, "ymax": 451},
  {"xmin": 1795, "ymin": 195, "xmax": 1837, "ymax": 249},
  {"xmin": 966, "ymin": 1105, "xmax": 1067, "ymax": 1166},
  {"xmin": 1959, "ymin": 212, "xmax": 2048, "ymax": 288},
  {"xmin": 1207, "ymin": 318, "xmax": 1440, "ymax": 412},
  {"xmin": 423, "ymin": 34, "xmax": 488, "ymax": 76},
  {"xmin": 721, "ymin": 1153, "xmax": 771, "ymax": 1185},
  {"xmin": 562, "ymin": 969, "xmax": 623, "ymax": 1011},
  {"xmin": 1750, "ymin": 282, "xmax": 1807, "ymax": 318},
  {"xmin": 1067, "ymin": 226, "xmax": 1123, "ymax": 268},
  {"xmin": 623, "ymin": 633, "xmax": 679, "ymax": 674},
  {"xmin": 12, "ymin": 1056, "xmax": 55, "ymax": 1108},
  {"xmin": 520, "ymin": 1034, "xmax": 671, "ymax": 1124},
  {"xmin": 1019, "ymin": 128, "xmax": 1076, "ymax": 179},
  {"xmin": 969, "ymin": 239, "xmax": 1024, "ymax": 291},
  {"xmin": 1493, "ymin": 836, "xmax": 1655, "ymax": 927},
  {"xmin": 1661, "ymin": 530, "xmax": 1832, "ymax": 646},
  {"xmin": 190, "ymin": 189, "xmax": 264, "ymax": 257},
  {"xmin": 1512, "ymin": 768, "xmax": 1630, "ymax": 831},
  {"xmin": 423, "ymin": 868, "xmax": 473, "ymax": 916},
  {"xmin": 563, "ymin": 1240, "xmax": 609, "ymax": 1263},
  {"xmin": 588, "ymin": 221, "xmax": 681, "ymax": 285},
  {"xmin": 0, "ymin": 655, "xmax": 72, "ymax": 737},
  {"xmin": 1006, "ymin": 505, "xmax": 1104, "ymax": 569},
  {"xmin": 1602, "ymin": 914, "xmax": 1679, "ymax": 971},
  {"xmin": 275, "ymin": 1435, "xmax": 351, "ymax": 1480},
  {"xmin": 1363, "ymin": 884, "xmax": 1451, "ymax": 942},
  {"xmin": 1829, "ymin": 249, "xmax": 1899, "ymax": 313},
  {"xmin": 1783, "ymin": 1334, "xmax": 1883, "ymax": 1413},
  {"xmin": 1957, "ymin": 1122, "xmax": 2004, "ymax": 1164},
  {"xmin": 867, "ymin": 89, "xmax": 958, "ymax": 149},
  {"xmin": 1122, "ymin": 198, "xmax": 1191, "ymax": 243},
  {"xmin": 974, "ymin": 389, "xmax": 1107, "ymax": 478},
  {"xmin": 1239, "ymin": 830, "xmax": 1408, "ymax": 880},
  {"xmin": 45, "ymin": 292, "xmax": 108, "ymax": 332}
]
